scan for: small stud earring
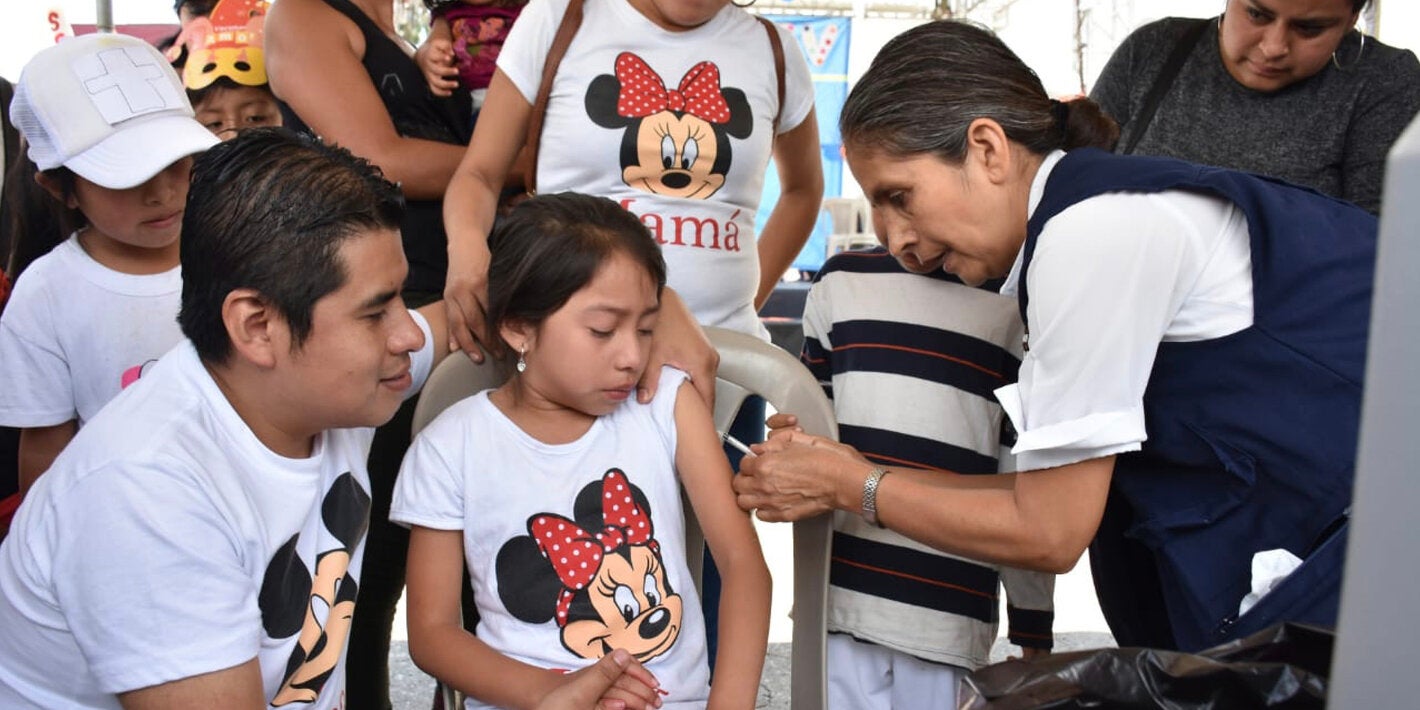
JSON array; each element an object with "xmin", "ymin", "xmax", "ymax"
[{"xmin": 516, "ymin": 345, "xmax": 527, "ymax": 373}]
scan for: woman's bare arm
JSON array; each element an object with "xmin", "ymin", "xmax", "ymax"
[
  {"xmin": 265, "ymin": 0, "xmax": 466, "ymax": 200},
  {"xmin": 441, "ymin": 70, "xmax": 532, "ymax": 357},
  {"xmin": 754, "ymin": 112, "xmax": 823, "ymax": 309},
  {"xmin": 735, "ymin": 431, "xmax": 1114, "ymax": 573}
]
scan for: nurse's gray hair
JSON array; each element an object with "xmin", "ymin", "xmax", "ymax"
[{"xmin": 840, "ymin": 21, "xmax": 1118, "ymax": 162}]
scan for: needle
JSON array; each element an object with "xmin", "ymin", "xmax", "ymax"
[{"xmin": 718, "ymin": 430, "xmax": 757, "ymax": 458}]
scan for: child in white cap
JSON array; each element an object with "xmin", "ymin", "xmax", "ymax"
[{"xmin": 0, "ymin": 33, "xmax": 218, "ymax": 493}]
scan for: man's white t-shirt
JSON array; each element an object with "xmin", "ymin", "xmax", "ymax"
[
  {"xmin": 499, "ymin": 0, "xmax": 815, "ymax": 337},
  {"xmin": 0, "ymin": 318, "xmax": 434, "ymax": 709},
  {"xmin": 0, "ymin": 233, "xmax": 182, "ymax": 427},
  {"xmin": 391, "ymin": 367, "xmax": 710, "ymax": 709}
]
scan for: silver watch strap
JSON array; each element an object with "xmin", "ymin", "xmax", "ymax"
[{"xmin": 861, "ymin": 467, "xmax": 889, "ymax": 528}]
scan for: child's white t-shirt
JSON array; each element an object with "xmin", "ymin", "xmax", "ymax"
[
  {"xmin": 498, "ymin": 0, "xmax": 815, "ymax": 337},
  {"xmin": 392, "ymin": 366, "xmax": 710, "ymax": 709},
  {"xmin": 0, "ymin": 233, "xmax": 182, "ymax": 427},
  {"xmin": 0, "ymin": 320, "xmax": 435, "ymax": 708}
]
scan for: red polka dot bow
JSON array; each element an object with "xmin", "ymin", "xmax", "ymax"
[
  {"xmin": 530, "ymin": 469, "xmax": 659, "ymax": 626},
  {"xmin": 614, "ymin": 52, "xmax": 731, "ymax": 124}
]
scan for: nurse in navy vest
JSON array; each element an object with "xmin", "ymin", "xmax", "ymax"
[{"xmin": 732, "ymin": 20, "xmax": 1376, "ymax": 652}]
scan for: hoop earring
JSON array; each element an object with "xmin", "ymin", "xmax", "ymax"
[
  {"xmin": 1332, "ymin": 32, "xmax": 1366, "ymax": 71},
  {"xmin": 516, "ymin": 345, "xmax": 527, "ymax": 373}
]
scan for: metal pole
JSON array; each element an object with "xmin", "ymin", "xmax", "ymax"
[{"xmin": 95, "ymin": 0, "xmax": 114, "ymax": 33}]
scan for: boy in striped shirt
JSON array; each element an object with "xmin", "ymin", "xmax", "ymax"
[{"xmin": 800, "ymin": 247, "xmax": 1054, "ymax": 707}]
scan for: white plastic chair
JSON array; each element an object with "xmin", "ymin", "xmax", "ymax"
[
  {"xmin": 411, "ymin": 348, "xmax": 503, "ymax": 437},
  {"xmin": 821, "ymin": 196, "xmax": 871, "ymax": 235},
  {"xmin": 822, "ymin": 196, "xmax": 879, "ymax": 257},
  {"xmin": 826, "ymin": 231, "xmax": 883, "ymax": 256},
  {"xmin": 704, "ymin": 326, "xmax": 836, "ymax": 710},
  {"xmin": 410, "ymin": 326, "xmax": 837, "ymax": 709}
]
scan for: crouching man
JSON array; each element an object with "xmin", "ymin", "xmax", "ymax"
[{"xmin": 0, "ymin": 129, "xmax": 441, "ymax": 708}]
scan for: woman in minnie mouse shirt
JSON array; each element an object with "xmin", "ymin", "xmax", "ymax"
[{"xmin": 440, "ymin": 0, "xmax": 822, "ymax": 356}]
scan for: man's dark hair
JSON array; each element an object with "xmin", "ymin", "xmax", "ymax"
[{"xmin": 179, "ymin": 128, "xmax": 404, "ymax": 363}]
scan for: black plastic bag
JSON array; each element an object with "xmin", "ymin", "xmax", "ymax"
[{"xmin": 960, "ymin": 623, "xmax": 1332, "ymax": 709}]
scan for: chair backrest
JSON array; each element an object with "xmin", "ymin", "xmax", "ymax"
[
  {"xmin": 704, "ymin": 326, "xmax": 836, "ymax": 710},
  {"xmin": 411, "ymin": 349, "xmax": 504, "ymax": 435},
  {"xmin": 826, "ymin": 231, "xmax": 883, "ymax": 256},
  {"xmin": 821, "ymin": 196, "xmax": 871, "ymax": 235},
  {"xmin": 822, "ymin": 196, "xmax": 879, "ymax": 259},
  {"xmin": 411, "ymin": 329, "xmax": 837, "ymax": 709}
]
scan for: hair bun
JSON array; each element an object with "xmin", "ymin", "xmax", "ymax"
[{"xmin": 1058, "ymin": 97, "xmax": 1120, "ymax": 152}]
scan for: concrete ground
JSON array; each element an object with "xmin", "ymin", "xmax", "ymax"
[{"xmin": 385, "ymin": 517, "xmax": 1116, "ymax": 709}]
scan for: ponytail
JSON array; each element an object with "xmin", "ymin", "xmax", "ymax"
[{"xmin": 3, "ymin": 149, "xmax": 82, "ymax": 279}]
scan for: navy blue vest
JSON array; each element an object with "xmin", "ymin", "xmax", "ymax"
[{"xmin": 1020, "ymin": 149, "xmax": 1376, "ymax": 651}]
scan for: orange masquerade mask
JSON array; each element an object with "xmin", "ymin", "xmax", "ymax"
[{"xmin": 174, "ymin": 0, "xmax": 270, "ymax": 90}]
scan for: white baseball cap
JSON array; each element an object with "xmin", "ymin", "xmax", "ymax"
[{"xmin": 9, "ymin": 33, "xmax": 220, "ymax": 190}]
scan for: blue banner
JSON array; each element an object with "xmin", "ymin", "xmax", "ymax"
[{"xmin": 757, "ymin": 15, "xmax": 850, "ymax": 273}]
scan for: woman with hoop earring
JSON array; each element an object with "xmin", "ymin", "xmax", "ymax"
[{"xmin": 1092, "ymin": 0, "xmax": 1419, "ymax": 214}]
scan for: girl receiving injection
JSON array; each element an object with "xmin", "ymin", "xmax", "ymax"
[{"xmin": 391, "ymin": 192, "xmax": 770, "ymax": 709}]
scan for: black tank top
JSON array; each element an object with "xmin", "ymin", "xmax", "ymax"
[{"xmin": 280, "ymin": 0, "xmax": 473, "ymax": 295}]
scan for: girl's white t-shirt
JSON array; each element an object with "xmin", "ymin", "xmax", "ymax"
[
  {"xmin": 0, "ymin": 233, "xmax": 182, "ymax": 427},
  {"xmin": 392, "ymin": 367, "xmax": 710, "ymax": 709}
]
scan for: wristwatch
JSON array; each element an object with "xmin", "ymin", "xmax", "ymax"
[{"xmin": 861, "ymin": 467, "xmax": 889, "ymax": 528}]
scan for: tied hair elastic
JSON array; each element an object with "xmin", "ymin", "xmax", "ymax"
[{"xmin": 1049, "ymin": 98, "xmax": 1070, "ymax": 137}]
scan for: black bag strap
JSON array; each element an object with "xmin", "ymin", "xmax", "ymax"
[
  {"xmin": 754, "ymin": 15, "xmax": 786, "ymax": 133},
  {"xmin": 524, "ymin": 0, "xmax": 584, "ymax": 195},
  {"xmin": 1120, "ymin": 17, "xmax": 1210, "ymax": 155}
]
